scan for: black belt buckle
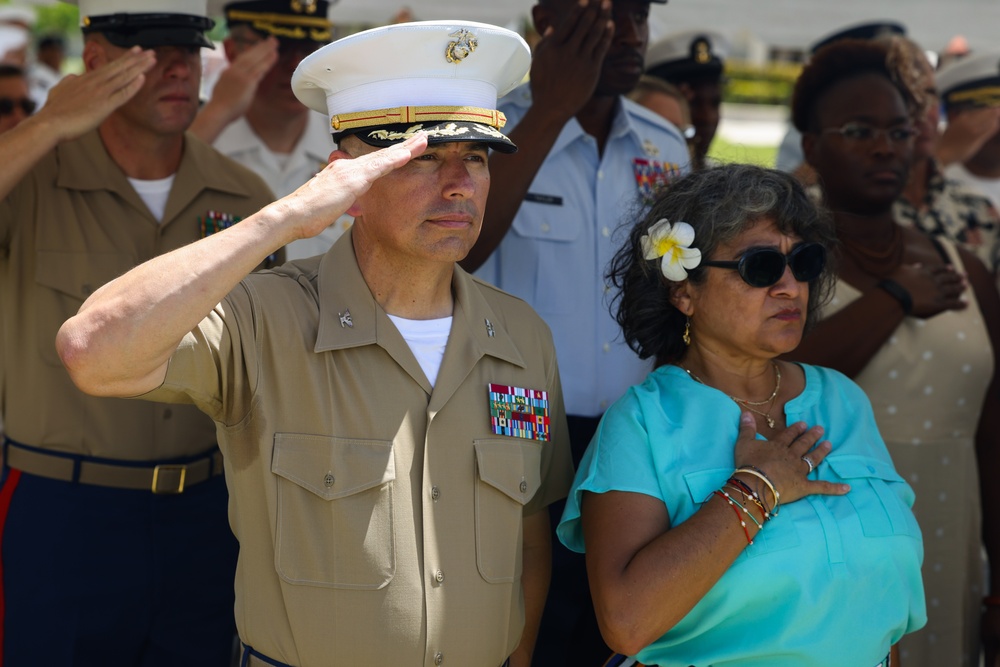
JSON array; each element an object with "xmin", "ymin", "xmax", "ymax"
[{"xmin": 151, "ymin": 464, "xmax": 187, "ymax": 494}]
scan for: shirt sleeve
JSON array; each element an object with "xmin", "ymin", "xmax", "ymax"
[{"xmin": 556, "ymin": 388, "xmax": 663, "ymax": 553}]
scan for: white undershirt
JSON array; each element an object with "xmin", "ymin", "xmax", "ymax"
[
  {"xmin": 127, "ymin": 174, "xmax": 176, "ymax": 222},
  {"xmin": 387, "ymin": 314, "xmax": 452, "ymax": 388}
]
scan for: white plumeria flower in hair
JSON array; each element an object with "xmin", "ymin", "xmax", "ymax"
[{"xmin": 640, "ymin": 218, "xmax": 702, "ymax": 281}]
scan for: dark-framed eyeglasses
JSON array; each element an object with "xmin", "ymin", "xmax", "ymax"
[
  {"xmin": 821, "ymin": 121, "xmax": 916, "ymax": 145},
  {"xmin": 0, "ymin": 97, "xmax": 36, "ymax": 117},
  {"xmin": 701, "ymin": 242, "xmax": 827, "ymax": 288}
]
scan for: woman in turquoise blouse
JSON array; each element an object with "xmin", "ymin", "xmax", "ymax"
[{"xmin": 558, "ymin": 164, "xmax": 925, "ymax": 666}]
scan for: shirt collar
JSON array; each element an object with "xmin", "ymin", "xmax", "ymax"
[
  {"xmin": 56, "ymin": 130, "xmax": 260, "ymax": 200},
  {"xmin": 313, "ymin": 230, "xmax": 525, "ymax": 369},
  {"xmin": 548, "ymin": 96, "xmax": 636, "ymax": 157}
]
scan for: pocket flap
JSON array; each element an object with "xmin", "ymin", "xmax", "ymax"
[
  {"xmin": 272, "ymin": 433, "xmax": 395, "ymax": 500},
  {"xmin": 511, "ymin": 211, "xmax": 579, "ymax": 242},
  {"xmin": 35, "ymin": 250, "xmax": 134, "ymax": 300},
  {"xmin": 474, "ymin": 439, "xmax": 542, "ymax": 505},
  {"xmin": 825, "ymin": 455, "xmax": 904, "ymax": 483},
  {"xmin": 682, "ymin": 468, "xmax": 732, "ymax": 504}
]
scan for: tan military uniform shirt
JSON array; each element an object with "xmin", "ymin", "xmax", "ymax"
[
  {"xmin": 143, "ymin": 231, "xmax": 575, "ymax": 666},
  {"xmin": 0, "ymin": 129, "xmax": 275, "ymax": 460}
]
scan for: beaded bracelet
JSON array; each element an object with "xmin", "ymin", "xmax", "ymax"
[
  {"xmin": 713, "ymin": 490, "xmax": 754, "ymax": 545},
  {"xmin": 719, "ymin": 488, "xmax": 763, "ymax": 529},
  {"xmin": 726, "ymin": 477, "xmax": 771, "ymax": 521},
  {"xmin": 734, "ymin": 465, "xmax": 780, "ymax": 517},
  {"xmin": 724, "ymin": 483, "xmax": 769, "ymax": 524}
]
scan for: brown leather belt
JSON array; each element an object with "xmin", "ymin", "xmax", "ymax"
[{"xmin": 4, "ymin": 439, "xmax": 223, "ymax": 494}]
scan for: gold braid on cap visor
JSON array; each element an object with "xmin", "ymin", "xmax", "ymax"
[
  {"xmin": 946, "ymin": 86, "xmax": 1000, "ymax": 108},
  {"xmin": 226, "ymin": 9, "xmax": 332, "ymax": 41},
  {"xmin": 330, "ymin": 106, "xmax": 507, "ymax": 132}
]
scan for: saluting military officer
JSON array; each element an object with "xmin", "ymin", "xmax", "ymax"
[
  {"xmin": 646, "ymin": 30, "xmax": 728, "ymax": 170},
  {"xmin": 57, "ymin": 20, "xmax": 573, "ymax": 667},
  {"xmin": 0, "ymin": 0, "xmax": 278, "ymax": 664}
]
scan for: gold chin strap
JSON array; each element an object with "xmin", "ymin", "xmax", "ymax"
[
  {"xmin": 947, "ymin": 86, "xmax": 1000, "ymax": 108},
  {"xmin": 330, "ymin": 106, "xmax": 507, "ymax": 132}
]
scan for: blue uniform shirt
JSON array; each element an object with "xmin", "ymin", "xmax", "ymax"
[
  {"xmin": 477, "ymin": 84, "xmax": 689, "ymax": 417},
  {"xmin": 558, "ymin": 364, "xmax": 927, "ymax": 666}
]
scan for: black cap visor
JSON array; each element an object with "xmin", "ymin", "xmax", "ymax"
[
  {"xmin": 83, "ymin": 13, "xmax": 215, "ymax": 49},
  {"xmin": 344, "ymin": 120, "xmax": 517, "ymax": 154}
]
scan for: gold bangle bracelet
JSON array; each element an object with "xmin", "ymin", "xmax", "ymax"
[{"xmin": 734, "ymin": 466, "xmax": 780, "ymax": 517}]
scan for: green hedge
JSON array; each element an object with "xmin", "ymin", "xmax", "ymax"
[{"xmin": 724, "ymin": 60, "xmax": 802, "ymax": 106}]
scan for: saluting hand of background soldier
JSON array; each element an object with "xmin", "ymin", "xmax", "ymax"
[
  {"xmin": 529, "ymin": 0, "xmax": 614, "ymax": 121},
  {"xmin": 42, "ymin": 46, "xmax": 156, "ymax": 144}
]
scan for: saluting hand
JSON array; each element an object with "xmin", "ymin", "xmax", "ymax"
[
  {"xmin": 277, "ymin": 133, "xmax": 429, "ymax": 241},
  {"xmin": 733, "ymin": 413, "xmax": 849, "ymax": 507},
  {"xmin": 529, "ymin": 0, "xmax": 614, "ymax": 121},
  {"xmin": 204, "ymin": 37, "xmax": 280, "ymax": 125},
  {"xmin": 41, "ymin": 46, "xmax": 156, "ymax": 144}
]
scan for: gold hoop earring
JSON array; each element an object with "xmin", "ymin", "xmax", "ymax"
[{"xmin": 683, "ymin": 318, "xmax": 691, "ymax": 346}]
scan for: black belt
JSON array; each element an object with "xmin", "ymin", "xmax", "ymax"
[
  {"xmin": 3, "ymin": 438, "xmax": 223, "ymax": 494},
  {"xmin": 241, "ymin": 644, "xmax": 510, "ymax": 667}
]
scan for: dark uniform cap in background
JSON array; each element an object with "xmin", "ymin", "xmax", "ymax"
[
  {"xmin": 646, "ymin": 30, "xmax": 728, "ymax": 83},
  {"xmin": 937, "ymin": 51, "xmax": 1000, "ymax": 111},
  {"xmin": 809, "ymin": 20, "xmax": 906, "ymax": 54},
  {"xmin": 213, "ymin": 0, "xmax": 333, "ymax": 44},
  {"xmin": 291, "ymin": 20, "xmax": 530, "ymax": 154},
  {"xmin": 64, "ymin": 0, "xmax": 215, "ymax": 49}
]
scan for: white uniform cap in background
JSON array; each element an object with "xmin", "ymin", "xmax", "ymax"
[
  {"xmin": 0, "ymin": 24, "xmax": 29, "ymax": 61},
  {"xmin": 63, "ymin": 0, "xmax": 215, "ymax": 48},
  {"xmin": 646, "ymin": 30, "xmax": 728, "ymax": 83},
  {"xmin": 0, "ymin": 6, "xmax": 37, "ymax": 28},
  {"xmin": 936, "ymin": 51, "xmax": 1000, "ymax": 111},
  {"xmin": 292, "ymin": 20, "xmax": 530, "ymax": 153}
]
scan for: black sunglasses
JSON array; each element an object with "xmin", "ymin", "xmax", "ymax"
[
  {"xmin": 701, "ymin": 242, "xmax": 827, "ymax": 288},
  {"xmin": 0, "ymin": 97, "xmax": 36, "ymax": 117}
]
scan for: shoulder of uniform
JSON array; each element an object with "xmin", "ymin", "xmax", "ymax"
[
  {"xmin": 622, "ymin": 97, "xmax": 686, "ymax": 143},
  {"xmin": 184, "ymin": 131, "xmax": 276, "ymax": 203}
]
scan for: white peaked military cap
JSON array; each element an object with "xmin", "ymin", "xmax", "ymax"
[
  {"xmin": 0, "ymin": 25, "xmax": 29, "ymax": 56},
  {"xmin": 292, "ymin": 20, "xmax": 530, "ymax": 154},
  {"xmin": 937, "ymin": 51, "xmax": 1000, "ymax": 111},
  {"xmin": 64, "ymin": 0, "xmax": 215, "ymax": 49},
  {"xmin": 646, "ymin": 30, "xmax": 728, "ymax": 82},
  {"xmin": 0, "ymin": 6, "xmax": 36, "ymax": 28}
]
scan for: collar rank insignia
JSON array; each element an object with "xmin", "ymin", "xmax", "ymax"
[
  {"xmin": 642, "ymin": 138, "xmax": 660, "ymax": 158},
  {"xmin": 489, "ymin": 384, "xmax": 550, "ymax": 442},
  {"xmin": 339, "ymin": 310, "xmax": 353, "ymax": 328},
  {"xmin": 485, "ymin": 318, "xmax": 495, "ymax": 337}
]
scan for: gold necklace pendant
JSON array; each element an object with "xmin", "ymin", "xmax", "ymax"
[{"xmin": 681, "ymin": 362, "xmax": 781, "ymax": 429}]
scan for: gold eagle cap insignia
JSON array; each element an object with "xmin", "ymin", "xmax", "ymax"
[
  {"xmin": 290, "ymin": 0, "xmax": 318, "ymax": 15},
  {"xmin": 694, "ymin": 39, "xmax": 711, "ymax": 64},
  {"xmin": 446, "ymin": 29, "xmax": 478, "ymax": 63}
]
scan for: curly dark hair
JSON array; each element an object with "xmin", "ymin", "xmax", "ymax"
[
  {"xmin": 607, "ymin": 164, "xmax": 837, "ymax": 368},
  {"xmin": 791, "ymin": 38, "xmax": 919, "ymax": 133}
]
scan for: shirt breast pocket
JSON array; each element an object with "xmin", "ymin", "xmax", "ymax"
[
  {"xmin": 509, "ymin": 209, "xmax": 580, "ymax": 315},
  {"xmin": 683, "ymin": 467, "xmax": 802, "ymax": 557},
  {"xmin": 271, "ymin": 433, "xmax": 396, "ymax": 589},
  {"xmin": 825, "ymin": 455, "xmax": 920, "ymax": 539},
  {"xmin": 474, "ymin": 439, "xmax": 543, "ymax": 583},
  {"xmin": 34, "ymin": 250, "xmax": 133, "ymax": 365}
]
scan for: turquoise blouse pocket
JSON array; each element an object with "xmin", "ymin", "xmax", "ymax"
[
  {"xmin": 825, "ymin": 455, "xmax": 919, "ymax": 538},
  {"xmin": 682, "ymin": 467, "xmax": 801, "ymax": 557}
]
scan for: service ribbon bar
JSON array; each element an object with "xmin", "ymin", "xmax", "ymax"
[{"xmin": 488, "ymin": 383, "xmax": 550, "ymax": 442}]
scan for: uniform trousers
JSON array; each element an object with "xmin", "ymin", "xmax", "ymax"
[{"xmin": 0, "ymin": 468, "xmax": 238, "ymax": 667}]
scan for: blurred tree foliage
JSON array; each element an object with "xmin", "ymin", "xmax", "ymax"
[{"xmin": 724, "ymin": 60, "xmax": 802, "ymax": 106}]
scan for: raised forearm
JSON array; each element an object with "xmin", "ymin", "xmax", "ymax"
[{"xmin": 56, "ymin": 204, "xmax": 291, "ymax": 397}]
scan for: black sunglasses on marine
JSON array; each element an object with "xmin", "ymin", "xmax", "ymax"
[
  {"xmin": 701, "ymin": 243, "xmax": 826, "ymax": 288},
  {"xmin": 0, "ymin": 97, "xmax": 36, "ymax": 116}
]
